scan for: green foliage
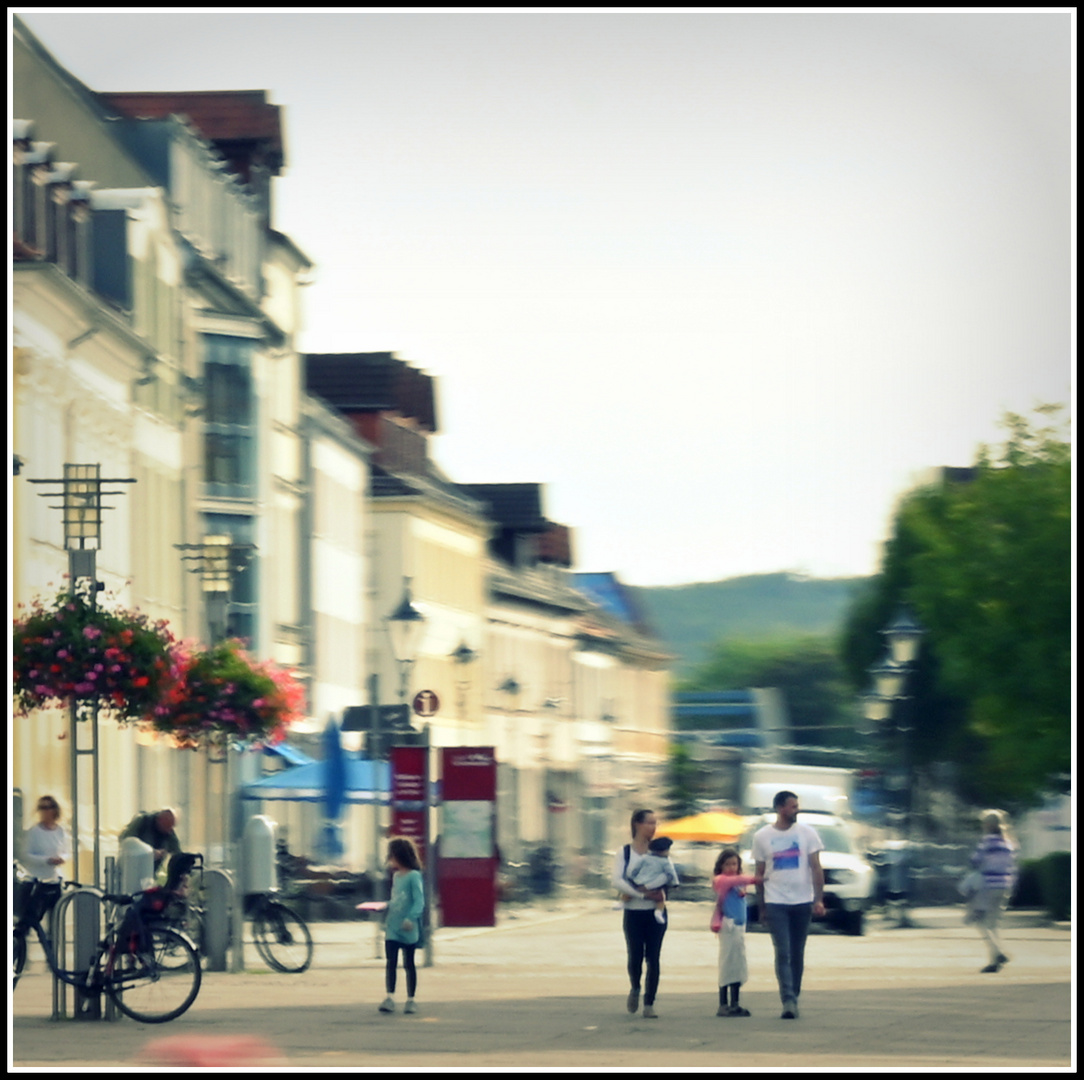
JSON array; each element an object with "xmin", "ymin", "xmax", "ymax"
[
  {"xmin": 663, "ymin": 742, "xmax": 700, "ymax": 820},
  {"xmin": 632, "ymin": 573, "xmax": 867, "ymax": 676},
  {"xmin": 1037, "ymin": 851, "xmax": 1071, "ymax": 922},
  {"xmin": 679, "ymin": 633, "xmax": 857, "ymax": 747},
  {"xmin": 841, "ymin": 406, "xmax": 1071, "ymax": 807}
]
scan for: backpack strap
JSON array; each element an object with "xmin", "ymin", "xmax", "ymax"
[{"xmin": 622, "ymin": 844, "xmax": 632, "ymax": 883}]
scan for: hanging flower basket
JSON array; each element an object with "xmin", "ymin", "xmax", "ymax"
[
  {"xmin": 13, "ymin": 585, "xmax": 179, "ymax": 723},
  {"xmin": 147, "ymin": 639, "xmax": 306, "ymax": 750}
]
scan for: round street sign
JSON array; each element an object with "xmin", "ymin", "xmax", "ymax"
[{"xmin": 413, "ymin": 690, "xmax": 440, "ymax": 717}]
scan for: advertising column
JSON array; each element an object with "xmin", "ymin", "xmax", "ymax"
[{"xmin": 439, "ymin": 747, "xmax": 497, "ymax": 927}]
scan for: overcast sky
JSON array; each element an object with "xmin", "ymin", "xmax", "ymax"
[{"xmin": 14, "ymin": 9, "xmax": 1074, "ymax": 587}]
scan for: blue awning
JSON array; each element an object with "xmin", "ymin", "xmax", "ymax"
[
  {"xmin": 262, "ymin": 742, "xmax": 316, "ymax": 767},
  {"xmin": 242, "ymin": 756, "xmax": 390, "ymax": 804}
]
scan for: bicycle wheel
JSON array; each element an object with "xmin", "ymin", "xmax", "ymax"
[
  {"xmin": 154, "ymin": 923, "xmax": 199, "ymax": 970},
  {"xmin": 105, "ymin": 927, "xmax": 201, "ymax": 1023},
  {"xmin": 252, "ymin": 900, "xmax": 313, "ymax": 973},
  {"xmin": 13, "ymin": 929, "xmax": 28, "ymax": 987}
]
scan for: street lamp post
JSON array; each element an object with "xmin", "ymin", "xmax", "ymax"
[
  {"xmin": 175, "ymin": 533, "xmax": 256, "ymax": 973},
  {"xmin": 383, "ymin": 580, "xmax": 432, "ymax": 966},
  {"xmin": 863, "ymin": 607, "xmax": 925, "ymax": 926},
  {"xmin": 27, "ymin": 463, "xmax": 135, "ymax": 1019}
]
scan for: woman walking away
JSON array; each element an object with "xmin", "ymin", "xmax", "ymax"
[
  {"xmin": 711, "ymin": 848, "xmax": 764, "ymax": 1017},
  {"xmin": 612, "ymin": 808, "xmax": 678, "ymax": 1018},
  {"xmin": 379, "ymin": 837, "xmax": 426, "ymax": 1014},
  {"xmin": 969, "ymin": 810, "xmax": 1017, "ymax": 973}
]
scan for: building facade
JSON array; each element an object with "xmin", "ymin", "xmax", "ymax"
[{"xmin": 12, "ymin": 17, "xmax": 674, "ymax": 893}]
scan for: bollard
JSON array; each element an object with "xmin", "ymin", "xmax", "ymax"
[
  {"xmin": 243, "ymin": 816, "xmax": 277, "ymax": 894},
  {"xmin": 203, "ymin": 868, "xmax": 233, "ymax": 972}
]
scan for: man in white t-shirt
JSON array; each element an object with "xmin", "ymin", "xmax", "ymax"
[{"xmin": 752, "ymin": 791, "xmax": 825, "ymax": 1020}]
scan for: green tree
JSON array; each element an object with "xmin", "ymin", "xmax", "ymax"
[
  {"xmin": 679, "ymin": 633, "xmax": 857, "ymax": 747},
  {"xmin": 841, "ymin": 406, "xmax": 1071, "ymax": 807},
  {"xmin": 663, "ymin": 742, "xmax": 700, "ymax": 819}
]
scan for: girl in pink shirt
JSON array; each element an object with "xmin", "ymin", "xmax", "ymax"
[{"xmin": 711, "ymin": 848, "xmax": 763, "ymax": 1016}]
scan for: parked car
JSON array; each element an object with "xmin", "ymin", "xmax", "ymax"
[{"xmin": 740, "ymin": 812, "xmax": 875, "ymax": 935}]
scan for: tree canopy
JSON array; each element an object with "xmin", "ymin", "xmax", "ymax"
[
  {"xmin": 841, "ymin": 406, "xmax": 1071, "ymax": 808},
  {"xmin": 679, "ymin": 633, "xmax": 858, "ymax": 747}
]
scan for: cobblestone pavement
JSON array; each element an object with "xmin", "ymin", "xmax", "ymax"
[{"xmin": 10, "ymin": 897, "xmax": 1073, "ymax": 1070}]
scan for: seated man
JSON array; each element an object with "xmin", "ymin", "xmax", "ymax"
[{"xmin": 120, "ymin": 808, "xmax": 182, "ymax": 870}]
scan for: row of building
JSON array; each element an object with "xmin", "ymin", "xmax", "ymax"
[{"xmin": 11, "ymin": 17, "xmax": 674, "ymax": 884}]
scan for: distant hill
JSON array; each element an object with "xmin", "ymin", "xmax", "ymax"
[{"xmin": 630, "ymin": 572, "xmax": 871, "ymax": 676}]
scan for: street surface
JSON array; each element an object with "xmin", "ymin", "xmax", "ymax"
[{"xmin": 10, "ymin": 896, "xmax": 1073, "ymax": 1070}]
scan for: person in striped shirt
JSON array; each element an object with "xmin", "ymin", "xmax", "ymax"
[{"xmin": 969, "ymin": 809, "xmax": 1017, "ymax": 973}]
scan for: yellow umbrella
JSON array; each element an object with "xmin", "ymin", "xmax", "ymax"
[{"xmin": 656, "ymin": 810, "xmax": 746, "ymax": 843}]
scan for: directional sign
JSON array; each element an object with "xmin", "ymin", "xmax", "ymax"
[
  {"xmin": 412, "ymin": 690, "xmax": 440, "ymax": 718},
  {"xmin": 341, "ymin": 704, "xmax": 412, "ymax": 732}
]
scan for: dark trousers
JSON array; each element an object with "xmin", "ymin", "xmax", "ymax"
[
  {"xmin": 623, "ymin": 908, "xmax": 667, "ymax": 1005},
  {"xmin": 764, "ymin": 902, "xmax": 813, "ymax": 1003},
  {"xmin": 385, "ymin": 940, "xmax": 418, "ymax": 998}
]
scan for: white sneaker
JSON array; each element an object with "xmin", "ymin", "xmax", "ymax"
[
  {"xmin": 653, "ymin": 909, "xmax": 666, "ymax": 925},
  {"xmin": 404, "ymin": 999, "xmax": 416, "ymax": 1014},
  {"xmin": 378, "ymin": 996, "xmax": 395, "ymax": 1013}
]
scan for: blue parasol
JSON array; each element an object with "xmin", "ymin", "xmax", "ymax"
[{"xmin": 319, "ymin": 716, "xmax": 348, "ymax": 861}]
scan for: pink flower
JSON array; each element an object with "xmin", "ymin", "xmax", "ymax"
[{"xmin": 82, "ymin": 625, "xmax": 102, "ymax": 640}]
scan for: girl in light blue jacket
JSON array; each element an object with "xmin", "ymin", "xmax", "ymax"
[{"xmin": 379, "ymin": 837, "xmax": 426, "ymax": 1015}]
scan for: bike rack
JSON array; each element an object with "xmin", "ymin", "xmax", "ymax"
[{"xmin": 50, "ymin": 886, "xmax": 108, "ymax": 1021}]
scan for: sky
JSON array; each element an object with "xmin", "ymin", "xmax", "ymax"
[{"xmin": 13, "ymin": 9, "xmax": 1074, "ymax": 587}]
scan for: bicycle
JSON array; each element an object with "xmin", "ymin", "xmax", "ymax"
[
  {"xmin": 246, "ymin": 891, "xmax": 313, "ymax": 974},
  {"xmin": 12, "ymin": 877, "xmax": 201, "ymax": 1023},
  {"xmin": 169, "ymin": 859, "xmax": 313, "ymax": 975}
]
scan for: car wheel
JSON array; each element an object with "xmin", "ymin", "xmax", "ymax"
[{"xmin": 843, "ymin": 910, "xmax": 864, "ymax": 936}]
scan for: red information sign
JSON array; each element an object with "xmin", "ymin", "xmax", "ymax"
[
  {"xmin": 439, "ymin": 747, "xmax": 497, "ymax": 928},
  {"xmin": 390, "ymin": 745, "xmax": 428, "ymax": 864}
]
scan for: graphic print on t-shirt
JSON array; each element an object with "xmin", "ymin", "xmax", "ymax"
[{"xmin": 771, "ymin": 839, "xmax": 802, "ymax": 870}]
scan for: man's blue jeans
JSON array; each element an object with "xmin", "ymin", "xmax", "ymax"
[{"xmin": 764, "ymin": 902, "xmax": 813, "ymax": 1004}]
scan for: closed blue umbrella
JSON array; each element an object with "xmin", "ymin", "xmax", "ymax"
[{"xmin": 320, "ymin": 716, "xmax": 347, "ymax": 861}]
